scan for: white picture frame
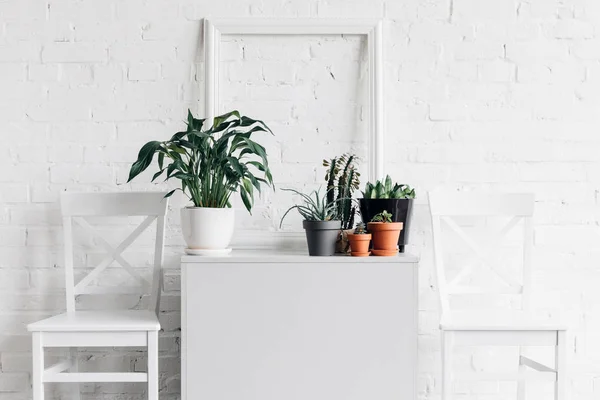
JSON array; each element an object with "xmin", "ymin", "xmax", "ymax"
[{"xmin": 204, "ymin": 18, "xmax": 385, "ymax": 181}]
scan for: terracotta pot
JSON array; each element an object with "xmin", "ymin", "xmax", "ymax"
[
  {"xmin": 347, "ymin": 233, "xmax": 372, "ymax": 257},
  {"xmin": 367, "ymin": 222, "xmax": 403, "ymax": 256},
  {"xmin": 359, "ymin": 198, "xmax": 413, "ymax": 252}
]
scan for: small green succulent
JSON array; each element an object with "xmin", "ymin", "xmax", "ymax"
[
  {"xmin": 353, "ymin": 222, "xmax": 368, "ymax": 234},
  {"xmin": 371, "ymin": 210, "xmax": 393, "ymax": 223},
  {"xmin": 362, "ymin": 175, "xmax": 415, "ymax": 199}
]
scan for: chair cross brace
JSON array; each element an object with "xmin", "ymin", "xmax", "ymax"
[
  {"xmin": 73, "ymin": 216, "xmax": 155, "ymax": 293},
  {"xmin": 443, "ymin": 216, "xmax": 522, "ymax": 290},
  {"xmin": 519, "ymin": 355, "xmax": 556, "ymax": 373}
]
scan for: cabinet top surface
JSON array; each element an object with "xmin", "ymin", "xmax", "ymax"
[{"xmin": 181, "ymin": 250, "xmax": 419, "ymax": 264}]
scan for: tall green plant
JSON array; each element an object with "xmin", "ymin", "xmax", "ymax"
[
  {"xmin": 323, "ymin": 153, "xmax": 360, "ymax": 230},
  {"xmin": 127, "ymin": 110, "xmax": 274, "ymax": 213}
]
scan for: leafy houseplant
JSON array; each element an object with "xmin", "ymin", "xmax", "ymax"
[
  {"xmin": 127, "ymin": 109, "xmax": 274, "ymax": 252},
  {"xmin": 367, "ymin": 210, "xmax": 403, "ymax": 257},
  {"xmin": 359, "ymin": 175, "xmax": 416, "ymax": 253},
  {"xmin": 280, "ymin": 188, "xmax": 341, "ymax": 256},
  {"xmin": 346, "ymin": 222, "xmax": 372, "ymax": 257}
]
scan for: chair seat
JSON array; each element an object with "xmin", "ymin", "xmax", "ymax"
[
  {"xmin": 441, "ymin": 311, "xmax": 566, "ymax": 331},
  {"xmin": 27, "ymin": 310, "xmax": 160, "ymax": 332}
]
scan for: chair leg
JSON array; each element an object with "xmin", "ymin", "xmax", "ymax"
[
  {"xmin": 70, "ymin": 347, "xmax": 80, "ymax": 400},
  {"xmin": 441, "ymin": 331, "xmax": 453, "ymax": 400},
  {"xmin": 32, "ymin": 332, "xmax": 44, "ymax": 400},
  {"xmin": 555, "ymin": 331, "xmax": 567, "ymax": 400},
  {"xmin": 517, "ymin": 347, "xmax": 526, "ymax": 400},
  {"xmin": 148, "ymin": 331, "xmax": 159, "ymax": 400}
]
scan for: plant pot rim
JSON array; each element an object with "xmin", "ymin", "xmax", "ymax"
[
  {"xmin": 183, "ymin": 206, "xmax": 235, "ymax": 210},
  {"xmin": 347, "ymin": 233, "xmax": 372, "ymax": 240},
  {"xmin": 367, "ymin": 221, "xmax": 403, "ymax": 230},
  {"xmin": 359, "ymin": 198, "xmax": 414, "ymax": 201},
  {"xmin": 302, "ymin": 220, "xmax": 342, "ymax": 230}
]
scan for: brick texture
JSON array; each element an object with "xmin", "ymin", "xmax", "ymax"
[{"xmin": 1, "ymin": 0, "xmax": 599, "ymax": 398}]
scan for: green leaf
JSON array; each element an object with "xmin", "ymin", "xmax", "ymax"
[
  {"xmin": 240, "ymin": 186, "xmax": 252, "ymax": 213},
  {"xmin": 212, "ymin": 110, "xmax": 240, "ymax": 129},
  {"xmin": 127, "ymin": 141, "xmax": 161, "ymax": 183},
  {"xmin": 227, "ymin": 157, "xmax": 245, "ymax": 177},
  {"xmin": 151, "ymin": 169, "xmax": 164, "ymax": 182}
]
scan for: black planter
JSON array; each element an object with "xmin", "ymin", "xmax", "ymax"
[
  {"xmin": 359, "ymin": 198, "xmax": 413, "ymax": 252},
  {"xmin": 302, "ymin": 220, "xmax": 342, "ymax": 256}
]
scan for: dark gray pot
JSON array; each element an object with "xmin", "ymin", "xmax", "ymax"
[{"xmin": 302, "ymin": 220, "xmax": 342, "ymax": 256}]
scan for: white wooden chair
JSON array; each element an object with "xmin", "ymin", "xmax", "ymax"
[
  {"xmin": 428, "ymin": 192, "xmax": 567, "ymax": 400},
  {"xmin": 27, "ymin": 192, "xmax": 168, "ymax": 400}
]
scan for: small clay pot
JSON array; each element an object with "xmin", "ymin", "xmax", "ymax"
[
  {"xmin": 347, "ymin": 233, "xmax": 372, "ymax": 257},
  {"xmin": 367, "ymin": 222, "xmax": 403, "ymax": 256}
]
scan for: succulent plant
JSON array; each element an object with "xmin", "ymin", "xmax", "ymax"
[
  {"xmin": 323, "ymin": 153, "xmax": 360, "ymax": 230},
  {"xmin": 371, "ymin": 210, "xmax": 393, "ymax": 223},
  {"xmin": 280, "ymin": 187, "xmax": 340, "ymax": 225},
  {"xmin": 362, "ymin": 175, "xmax": 415, "ymax": 199},
  {"xmin": 353, "ymin": 222, "xmax": 368, "ymax": 234}
]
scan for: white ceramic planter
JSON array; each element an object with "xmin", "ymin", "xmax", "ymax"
[{"xmin": 180, "ymin": 207, "xmax": 235, "ymax": 250}]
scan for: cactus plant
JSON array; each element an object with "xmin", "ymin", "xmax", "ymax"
[{"xmin": 323, "ymin": 153, "xmax": 360, "ymax": 230}]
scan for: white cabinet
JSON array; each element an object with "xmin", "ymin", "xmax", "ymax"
[{"xmin": 181, "ymin": 252, "xmax": 418, "ymax": 400}]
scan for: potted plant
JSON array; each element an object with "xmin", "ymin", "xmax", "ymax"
[
  {"xmin": 280, "ymin": 188, "xmax": 341, "ymax": 256},
  {"xmin": 323, "ymin": 153, "xmax": 360, "ymax": 253},
  {"xmin": 359, "ymin": 175, "xmax": 415, "ymax": 252},
  {"xmin": 127, "ymin": 110, "xmax": 274, "ymax": 254},
  {"xmin": 346, "ymin": 222, "xmax": 371, "ymax": 257},
  {"xmin": 367, "ymin": 210, "xmax": 403, "ymax": 256}
]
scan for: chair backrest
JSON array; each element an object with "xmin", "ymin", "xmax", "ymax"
[
  {"xmin": 428, "ymin": 191, "xmax": 534, "ymax": 317},
  {"xmin": 60, "ymin": 192, "xmax": 168, "ymax": 315}
]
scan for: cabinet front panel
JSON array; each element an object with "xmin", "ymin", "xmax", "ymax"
[{"xmin": 184, "ymin": 261, "xmax": 416, "ymax": 400}]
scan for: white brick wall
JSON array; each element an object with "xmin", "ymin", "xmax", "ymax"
[{"xmin": 1, "ymin": 0, "xmax": 599, "ymax": 398}]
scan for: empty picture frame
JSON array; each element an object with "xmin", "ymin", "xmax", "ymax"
[{"xmin": 204, "ymin": 18, "xmax": 384, "ymax": 181}]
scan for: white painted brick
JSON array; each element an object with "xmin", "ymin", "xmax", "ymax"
[
  {"xmin": 128, "ymin": 63, "xmax": 160, "ymax": 81},
  {"xmin": 0, "ymin": 64, "xmax": 26, "ymax": 82},
  {"xmin": 0, "ymin": 185, "xmax": 28, "ymax": 204},
  {"xmin": 478, "ymin": 61, "xmax": 516, "ymax": 82},
  {"xmin": 506, "ymin": 41, "xmax": 569, "ymax": 63},
  {"xmin": 0, "ymin": 0, "xmax": 600, "ymax": 398},
  {"xmin": 59, "ymin": 64, "xmax": 94, "ymax": 84},
  {"xmin": 48, "ymin": 144, "xmax": 85, "ymax": 163},
  {"xmin": 0, "ymin": 373, "xmax": 28, "ymax": 392},
  {"xmin": 549, "ymin": 19, "xmax": 594, "ymax": 39},
  {"xmin": 50, "ymin": 164, "xmax": 114, "ymax": 184},
  {"xmin": 42, "ymin": 43, "xmax": 108, "ymax": 63},
  {"xmin": 453, "ymin": 42, "xmax": 505, "ymax": 61},
  {"xmin": 109, "ymin": 42, "xmax": 176, "ymax": 62},
  {"xmin": 0, "ymin": 269, "xmax": 29, "ymax": 289},
  {"xmin": 0, "ymin": 43, "xmax": 40, "ymax": 62},
  {"xmin": 27, "ymin": 64, "xmax": 59, "ymax": 82},
  {"xmin": 453, "ymin": 0, "xmax": 517, "ymax": 22}
]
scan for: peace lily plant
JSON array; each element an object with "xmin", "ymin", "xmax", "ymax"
[{"xmin": 127, "ymin": 110, "xmax": 274, "ymax": 253}]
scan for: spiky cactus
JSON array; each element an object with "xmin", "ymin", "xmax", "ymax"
[
  {"xmin": 323, "ymin": 153, "xmax": 360, "ymax": 230},
  {"xmin": 354, "ymin": 222, "xmax": 368, "ymax": 234}
]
